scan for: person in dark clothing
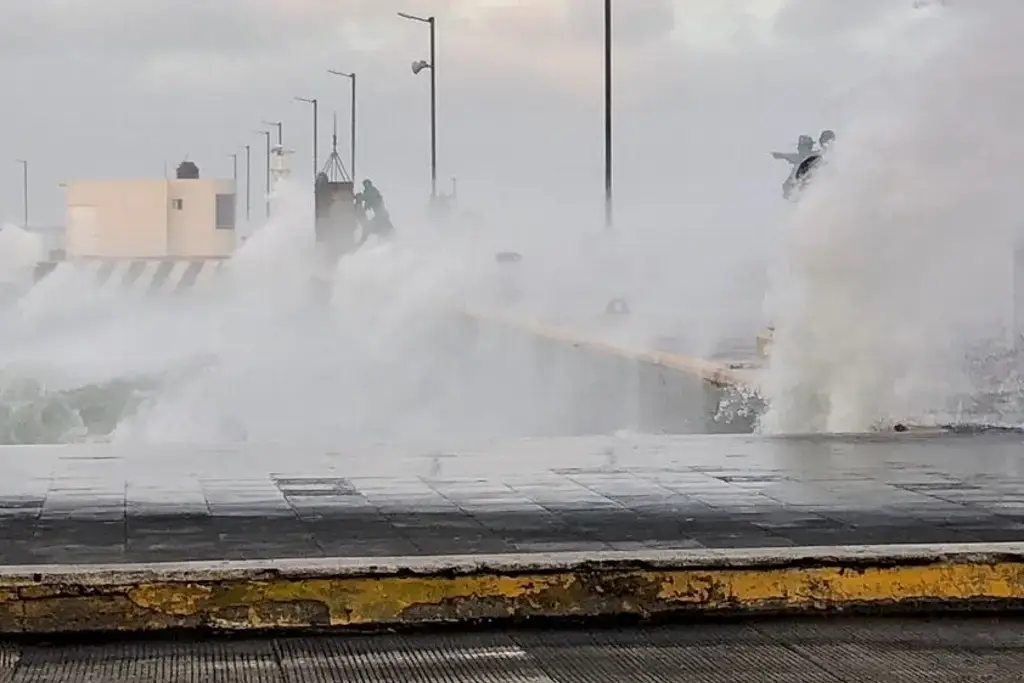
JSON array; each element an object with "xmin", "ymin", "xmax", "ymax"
[
  {"xmin": 772, "ymin": 133, "xmax": 831, "ymax": 199},
  {"xmin": 357, "ymin": 179, "xmax": 384, "ymax": 214},
  {"xmin": 354, "ymin": 179, "xmax": 394, "ymax": 245},
  {"xmin": 771, "ymin": 134, "xmax": 816, "ymax": 166}
]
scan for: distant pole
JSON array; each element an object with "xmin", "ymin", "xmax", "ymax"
[
  {"xmin": 229, "ymin": 152, "xmax": 238, "ymax": 225},
  {"xmin": 428, "ymin": 18, "xmax": 437, "ymax": 199},
  {"xmin": 294, "ymin": 97, "xmax": 319, "ymax": 180},
  {"xmin": 244, "ymin": 144, "xmax": 251, "ymax": 222},
  {"xmin": 262, "ymin": 121, "xmax": 283, "ymax": 146},
  {"xmin": 15, "ymin": 159, "xmax": 27, "ymax": 229},
  {"xmin": 256, "ymin": 130, "xmax": 271, "ymax": 217},
  {"xmin": 399, "ymin": 11, "xmax": 438, "ymax": 198},
  {"xmin": 604, "ymin": 0, "xmax": 613, "ymax": 231},
  {"xmin": 327, "ymin": 70, "xmax": 357, "ymax": 181}
]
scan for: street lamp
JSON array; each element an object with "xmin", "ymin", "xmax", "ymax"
[
  {"xmin": 14, "ymin": 159, "xmax": 27, "ymax": 229},
  {"xmin": 327, "ymin": 69, "xmax": 357, "ymax": 182},
  {"xmin": 244, "ymin": 144, "xmax": 251, "ymax": 222},
  {"xmin": 398, "ymin": 11, "xmax": 437, "ymax": 198},
  {"xmin": 604, "ymin": 0, "xmax": 613, "ymax": 230},
  {"xmin": 262, "ymin": 121, "xmax": 283, "ymax": 146},
  {"xmin": 255, "ymin": 129, "xmax": 271, "ymax": 217},
  {"xmin": 228, "ymin": 152, "xmax": 239, "ymax": 227},
  {"xmin": 294, "ymin": 97, "xmax": 319, "ymax": 180}
]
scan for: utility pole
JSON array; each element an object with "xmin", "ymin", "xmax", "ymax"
[
  {"xmin": 295, "ymin": 97, "xmax": 319, "ymax": 180},
  {"xmin": 15, "ymin": 159, "xmax": 28, "ymax": 229},
  {"xmin": 229, "ymin": 152, "xmax": 238, "ymax": 227},
  {"xmin": 262, "ymin": 121, "xmax": 283, "ymax": 146},
  {"xmin": 256, "ymin": 130, "xmax": 271, "ymax": 217},
  {"xmin": 399, "ymin": 11, "xmax": 438, "ymax": 198},
  {"xmin": 604, "ymin": 0, "xmax": 613, "ymax": 231},
  {"xmin": 244, "ymin": 144, "xmax": 251, "ymax": 222}
]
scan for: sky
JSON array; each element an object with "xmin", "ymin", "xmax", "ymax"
[{"xmin": 0, "ymin": 0, "xmax": 943, "ymax": 232}]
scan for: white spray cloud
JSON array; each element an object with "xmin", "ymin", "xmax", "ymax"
[{"xmin": 760, "ymin": 0, "xmax": 1024, "ymax": 433}]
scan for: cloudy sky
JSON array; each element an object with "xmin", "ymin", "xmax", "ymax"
[{"xmin": 0, "ymin": 0, "xmax": 944, "ymax": 231}]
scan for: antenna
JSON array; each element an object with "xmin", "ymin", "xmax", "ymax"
[{"xmin": 319, "ymin": 110, "xmax": 351, "ymax": 183}]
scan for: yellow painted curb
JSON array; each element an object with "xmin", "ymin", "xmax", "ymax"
[
  {"xmin": 463, "ymin": 307, "xmax": 748, "ymax": 389},
  {"xmin": 1, "ymin": 544, "xmax": 1023, "ymax": 634}
]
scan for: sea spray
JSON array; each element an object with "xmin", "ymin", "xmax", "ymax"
[{"xmin": 760, "ymin": 0, "xmax": 1024, "ymax": 433}]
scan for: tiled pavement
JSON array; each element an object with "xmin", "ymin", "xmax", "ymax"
[{"xmin": 1, "ymin": 432, "xmax": 1023, "ymax": 564}]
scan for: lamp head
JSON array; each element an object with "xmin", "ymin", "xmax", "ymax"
[{"xmin": 411, "ymin": 60, "xmax": 430, "ymax": 75}]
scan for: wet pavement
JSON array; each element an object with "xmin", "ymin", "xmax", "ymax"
[
  {"xmin": 1, "ymin": 432, "xmax": 1023, "ymax": 564},
  {"xmin": 4, "ymin": 618, "xmax": 1024, "ymax": 681}
]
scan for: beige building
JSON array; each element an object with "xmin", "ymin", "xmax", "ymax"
[{"xmin": 64, "ymin": 177, "xmax": 237, "ymax": 259}]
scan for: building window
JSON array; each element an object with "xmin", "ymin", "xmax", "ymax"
[
  {"xmin": 215, "ymin": 193, "xmax": 236, "ymax": 230},
  {"xmin": 171, "ymin": 198, "xmax": 184, "ymax": 210}
]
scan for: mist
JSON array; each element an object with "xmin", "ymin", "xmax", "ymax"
[
  {"xmin": 761, "ymin": 0, "xmax": 1024, "ymax": 433},
  {"xmin": 0, "ymin": 0, "xmax": 977, "ymax": 444}
]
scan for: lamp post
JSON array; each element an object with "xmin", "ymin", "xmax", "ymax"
[
  {"xmin": 15, "ymin": 159, "xmax": 27, "ymax": 229},
  {"xmin": 294, "ymin": 97, "xmax": 319, "ymax": 180},
  {"xmin": 244, "ymin": 144, "xmax": 251, "ymax": 222},
  {"xmin": 604, "ymin": 0, "xmax": 613, "ymax": 231},
  {"xmin": 255, "ymin": 129, "xmax": 271, "ymax": 217},
  {"xmin": 228, "ymin": 152, "xmax": 238, "ymax": 224},
  {"xmin": 262, "ymin": 121, "xmax": 283, "ymax": 146},
  {"xmin": 327, "ymin": 69, "xmax": 357, "ymax": 182},
  {"xmin": 398, "ymin": 11, "xmax": 437, "ymax": 198}
]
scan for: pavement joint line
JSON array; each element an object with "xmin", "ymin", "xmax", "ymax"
[{"xmin": 2, "ymin": 541, "xmax": 1024, "ymax": 634}]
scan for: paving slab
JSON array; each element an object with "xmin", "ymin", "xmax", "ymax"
[{"xmin": 0, "ymin": 432, "xmax": 1022, "ymax": 564}]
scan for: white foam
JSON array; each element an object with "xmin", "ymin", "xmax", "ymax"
[{"xmin": 761, "ymin": 0, "xmax": 1024, "ymax": 433}]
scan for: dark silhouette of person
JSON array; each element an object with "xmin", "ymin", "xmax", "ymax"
[
  {"xmin": 818, "ymin": 129, "xmax": 836, "ymax": 152},
  {"xmin": 771, "ymin": 135, "xmax": 816, "ymax": 166},
  {"xmin": 354, "ymin": 179, "xmax": 394, "ymax": 244}
]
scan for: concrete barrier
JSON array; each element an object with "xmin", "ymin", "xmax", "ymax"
[
  {"xmin": 459, "ymin": 307, "xmax": 759, "ymax": 433},
  {"xmin": 1, "ymin": 543, "xmax": 1022, "ymax": 634},
  {"xmin": 463, "ymin": 307, "xmax": 750, "ymax": 390},
  {"xmin": 32, "ymin": 258, "xmax": 227, "ymax": 295}
]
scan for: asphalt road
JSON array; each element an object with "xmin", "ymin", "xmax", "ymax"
[{"xmin": 3, "ymin": 618, "xmax": 1023, "ymax": 682}]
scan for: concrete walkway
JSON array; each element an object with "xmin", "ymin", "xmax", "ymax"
[{"xmin": 1, "ymin": 432, "xmax": 1023, "ymax": 564}]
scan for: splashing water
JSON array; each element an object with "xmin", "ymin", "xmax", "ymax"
[
  {"xmin": 0, "ymin": 180, "xmax": 739, "ymax": 445},
  {"xmin": 760, "ymin": 0, "xmax": 1024, "ymax": 434}
]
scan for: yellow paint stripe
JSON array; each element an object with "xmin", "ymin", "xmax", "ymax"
[{"xmin": 1, "ymin": 549, "xmax": 1023, "ymax": 633}]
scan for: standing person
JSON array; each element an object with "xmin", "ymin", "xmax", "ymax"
[
  {"xmin": 771, "ymin": 134, "xmax": 816, "ymax": 166},
  {"xmin": 818, "ymin": 129, "xmax": 836, "ymax": 152}
]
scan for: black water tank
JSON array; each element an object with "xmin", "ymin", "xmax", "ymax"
[{"xmin": 176, "ymin": 161, "xmax": 200, "ymax": 179}]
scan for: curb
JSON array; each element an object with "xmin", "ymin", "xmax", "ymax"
[{"xmin": 2, "ymin": 543, "xmax": 1024, "ymax": 634}]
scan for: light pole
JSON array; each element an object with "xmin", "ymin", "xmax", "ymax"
[
  {"xmin": 262, "ymin": 120, "xmax": 283, "ymax": 146},
  {"xmin": 604, "ymin": 0, "xmax": 613, "ymax": 231},
  {"xmin": 327, "ymin": 69, "xmax": 357, "ymax": 182},
  {"xmin": 15, "ymin": 159, "xmax": 27, "ymax": 229},
  {"xmin": 244, "ymin": 144, "xmax": 251, "ymax": 222},
  {"xmin": 228, "ymin": 152, "xmax": 238, "ymax": 227},
  {"xmin": 398, "ymin": 11, "xmax": 437, "ymax": 198},
  {"xmin": 294, "ymin": 97, "xmax": 319, "ymax": 180},
  {"xmin": 255, "ymin": 129, "xmax": 271, "ymax": 217}
]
